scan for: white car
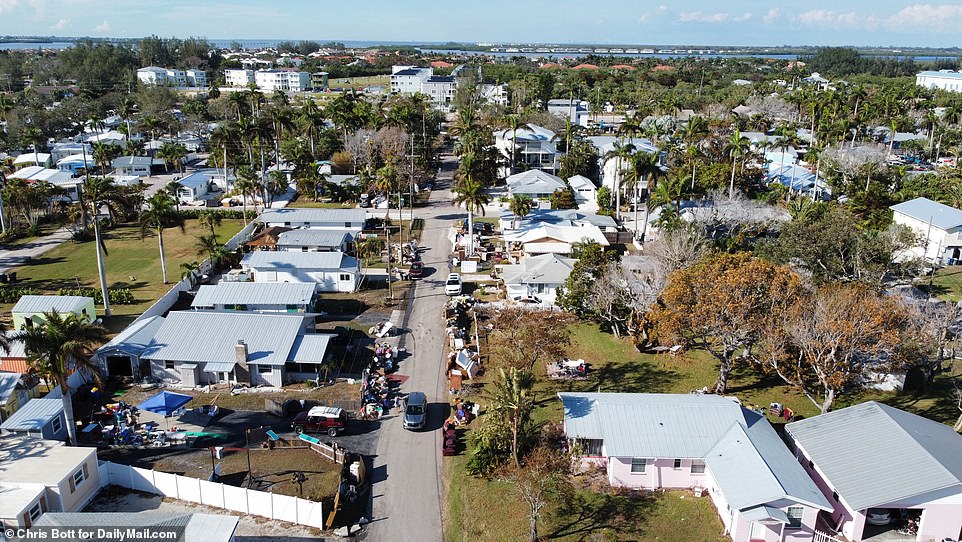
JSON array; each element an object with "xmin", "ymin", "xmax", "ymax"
[
  {"xmin": 444, "ymin": 273, "xmax": 462, "ymax": 295},
  {"xmin": 866, "ymin": 511, "xmax": 891, "ymax": 526}
]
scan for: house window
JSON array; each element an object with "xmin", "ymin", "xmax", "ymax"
[
  {"xmin": 258, "ymin": 365, "xmax": 272, "ymax": 373},
  {"xmin": 72, "ymin": 466, "xmax": 86, "ymax": 490},
  {"xmin": 630, "ymin": 458, "xmax": 647, "ymax": 473},
  {"xmin": 344, "ymin": 222, "xmax": 351, "ymax": 228},
  {"xmin": 51, "ymin": 416, "xmax": 63, "ymax": 434},
  {"xmin": 832, "ymin": 491, "xmax": 839, "ymax": 502},
  {"xmin": 690, "ymin": 461, "xmax": 706, "ymax": 474},
  {"xmin": 339, "ymin": 273, "xmax": 351, "ymax": 281},
  {"xmin": 164, "ymin": 361, "xmax": 176, "ymax": 370},
  {"xmin": 28, "ymin": 502, "xmax": 42, "ymax": 521},
  {"xmin": 301, "ymin": 247, "xmax": 308, "ymax": 252},
  {"xmin": 576, "ymin": 438, "xmax": 603, "ymax": 456},
  {"xmin": 673, "ymin": 459, "xmax": 683, "ymax": 470},
  {"xmin": 286, "ymin": 304, "xmax": 300, "ymax": 312},
  {"xmin": 786, "ymin": 506, "xmax": 804, "ymax": 529}
]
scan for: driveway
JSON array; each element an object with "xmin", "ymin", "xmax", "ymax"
[
  {"xmin": 0, "ymin": 227, "xmax": 74, "ymax": 273},
  {"xmin": 360, "ymin": 153, "xmax": 460, "ymax": 542}
]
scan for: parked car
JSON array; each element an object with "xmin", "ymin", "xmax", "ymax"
[
  {"xmin": 472, "ymin": 222, "xmax": 494, "ymax": 235},
  {"xmin": 409, "ymin": 261, "xmax": 424, "ymax": 279},
  {"xmin": 291, "ymin": 406, "xmax": 347, "ymax": 437},
  {"xmin": 402, "ymin": 391, "xmax": 427, "ymax": 430},
  {"xmin": 445, "ymin": 273, "xmax": 462, "ymax": 295},
  {"xmin": 866, "ymin": 510, "xmax": 891, "ymax": 526},
  {"xmin": 358, "ymin": 193, "xmax": 371, "ymax": 208}
]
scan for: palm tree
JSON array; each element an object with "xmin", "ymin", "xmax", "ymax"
[
  {"xmin": 80, "ymin": 176, "xmax": 125, "ymax": 317},
  {"xmin": 180, "ymin": 261, "xmax": 201, "ymax": 288},
  {"xmin": 623, "ymin": 152, "xmax": 664, "ymax": 241},
  {"xmin": 602, "ymin": 141, "xmax": 636, "ymax": 221},
  {"xmin": 725, "ymin": 130, "xmax": 750, "ymax": 199},
  {"xmin": 140, "ymin": 192, "xmax": 185, "ymax": 284},
  {"xmin": 452, "ymin": 175, "xmax": 490, "ymax": 256},
  {"xmin": 198, "ymin": 211, "xmax": 223, "ymax": 238},
  {"xmin": 509, "ymin": 194, "xmax": 533, "ymax": 229},
  {"xmin": 92, "ymin": 142, "xmax": 120, "ymax": 175},
  {"xmin": 15, "ymin": 311, "xmax": 108, "ymax": 445},
  {"xmin": 21, "ymin": 126, "xmax": 45, "ymax": 166},
  {"xmin": 118, "ymin": 97, "xmax": 137, "ymax": 142},
  {"xmin": 487, "ymin": 366, "xmax": 535, "ymax": 467},
  {"xmin": 196, "ymin": 234, "xmax": 226, "ymax": 268},
  {"xmin": 234, "ymin": 166, "xmax": 259, "ymax": 226},
  {"xmin": 157, "ymin": 142, "xmax": 188, "ymax": 174}
]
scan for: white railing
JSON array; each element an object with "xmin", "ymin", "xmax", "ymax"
[
  {"xmin": 98, "ymin": 460, "xmax": 324, "ymax": 528},
  {"xmin": 813, "ymin": 529, "xmax": 846, "ymax": 542}
]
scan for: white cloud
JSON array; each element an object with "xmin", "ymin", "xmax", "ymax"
[
  {"xmin": 94, "ymin": 19, "xmax": 110, "ymax": 32},
  {"xmin": 678, "ymin": 11, "xmax": 732, "ymax": 23},
  {"xmin": 886, "ymin": 4, "xmax": 962, "ymax": 32},
  {"xmin": 49, "ymin": 17, "xmax": 70, "ymax": 30},
  {"xmin": 763, "ymin": 8, "xmax": 780, "ymax": 24},
  {"xmin": 796, "ymin": 9, "xmax": 878, "ymax": 29},
  {"xmin": 733, "ymin": 12, "xmax": 752, "ymax": 22},
  {"xmin": 0, "ymin": 0, "xmax": 20, "ymax": 14}
]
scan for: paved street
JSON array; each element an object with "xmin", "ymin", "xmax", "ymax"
[
  {"xmin": 361, "ymin": 154, "xmax": 459, "ymax": 542},
  {"xmin": 0, "ymin": 228, "xmax": 75, "ymax": 273}
]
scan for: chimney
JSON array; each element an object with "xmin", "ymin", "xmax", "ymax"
[{"xmin": 234, "ymin": 339, "xmax": 251, "ymax": 384}]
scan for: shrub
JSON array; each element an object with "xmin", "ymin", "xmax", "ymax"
[
  {"xmin": 0, "ymin": 286, "xmax": 42, "ymax": 303},
  {"xmin": 57, "ymin": 287, "xmax": 135, "ymax": 305}
]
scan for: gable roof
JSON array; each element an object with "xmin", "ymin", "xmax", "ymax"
[
  {"xmin": 558, "ymin": 392, "xmax": 749, "ymax": 458},
  {"xmin": 12, "ymin": 295, "xmax": 92, "ymax": 315},
  {"xmin": 786, "ymin": 401, "xmax": 962, "ymax": 510},
  {"xmin": 95, "ymin": 315, "xmax": 165, "ymax": 358},
  {"xmin": 0, "ymin": 398, "xmax": 63, "ymax": 431},
  {"xmin": 505, "ymin": 170, "xmax": 566, "ymax": 194},
  {"xmin": 240, "ymin": 250, "xmax": 357, "ymax": 271},
  {"xmin": 706, "ymin": 417, "xmax": 831, "ymax": 511},
  {"xmin": 567, "ymin": 175, "xmax": 595, "ymax": 191},
  {"xmin": 258, "ymin": 207, "xmax": 367, "ymax": 225},
  {"xmin": 141, "ymin": 311, "xmax": 309, "ymax": 366},
  {"xmin": 501, "ymin": 253, "xmax": 576, "ymax": 286},
  {"xmin": 504, "ymin": 224, "xmax": 609, "ymax": 247},
  {"xmin": 500, "ymin": 208, "xmax": 618, "ymax": 230},
  {"xmin": 37, "ymin": 513, "xmax": 238, "ymax": 542},
  {"xmin": 0, "ymin": 373, "xmax": 21, "ymax": 405},
  {"xmin": 276, "ymin": 229, "xmax": 354, "ymax": 248},
  {"xmin": 890, "ymin": 197, "xmax": 962, "ymax": 231},
  {"xmin": 192, "ymin": 282, "xmax": 316, "ymax": 308}
]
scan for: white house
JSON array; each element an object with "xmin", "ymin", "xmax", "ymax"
[
  {"xmin": 254, "ymin": 69, "xmax": 312, "ymax": 92},
  {"xmin": 547, "ymin": 98, "xmax": 590, "ymax": 126},
  {"xmin": 390, "ymin": 65, "xmax": 432, "ymax": 94},
  {"xmin": 185, "ymin": 69, "xmax": 207, "ymax": 88},
  {"xmin": 142, "ymin": 311, "xmax": 334, "ymax": 387},
  {"xmin": 258, "ymin": 208, "xmax": 367, "ymax": 230},
  {"xmin": 587, "ymin": 136, "xmax": 662, "ymax": 193},
  {"xmin": 9, "ymin": 167, "xmax": 81, "ymax": 201},
  {"xmin": 494, "ymin": 124, "xmax": 561, "ymax": 176},
  {"xmin": 0, "ymin": 436, "xmax": 101, "ymax": 527},
  {"xmin": 225, "ymin": 69, "xmax": 255, "ymax": 87},
  {"xmin": 239, "ymin": 250, "xmax": 361, "ymax": 292},
  {"xmin": 421, "ymin": 75, "xmax": 457, "ymax": 111},
  {"xmin": 786, "ymin": 402, "xmax": 962, "ymax": 542},
  {"xmin": 55, "ymin": 154, "xmax": 94, "ymax": 175},
  {"xmin": 137, "ymin": 67, "xmax": 206, "ymax": 88},
  {"xmin": 499, "ymin": 208, "xmax": 619, "ymax": 233},
  {"xmin": 890, "ymin": 197, "xmax": 962, "ymax": 263},
  {"xmin": 567, "ymin": 175, "xmax": 597, "ymax": 206},
  {"xmin": 479, "ymin": 83, "xmax": 509, "ymax": 106},
  {"xmin": 500, "ymin": 253, "xmax": 575, "ymax": 305},
  {"xmin": 275, "ymin": 229, "xmax": 354, "ymax": 252},
  {"xmin": 559, "ymin": 393, "xmax": 833, "ymax": 542},
  {"xmin": 505, "ymin": 169, "xmax": 567, "ymax": 201},
  {"xmin": 504, "ymin": 223, "xmax": 609, "ymax": 255},
  {"xmin": 190, "ymin": 282, "xmax": 318, "ymax": 313},
  {"xmin": 94, "ymin": 315, "xmax": 166, "ymax": 380},
  {"xmin": 916, "ymin": 70, "xmax": 962, "ymax": 93},
  {"xmin": 111, "ymin": 155, "xmax": 154, "ymax": 177}
]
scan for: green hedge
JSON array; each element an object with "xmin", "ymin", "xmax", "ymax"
[
  {"xmin": 0, "ymin": 286, "xmax": 41, "ymax": 303},
  {"xmin": 57, "ymin": 287, "xmax": 135, "ymax": 305}
]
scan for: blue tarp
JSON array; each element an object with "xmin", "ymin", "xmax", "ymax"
[{"xmin": 137, "ymin": 391, "xmax": 193, "ymax": 416}]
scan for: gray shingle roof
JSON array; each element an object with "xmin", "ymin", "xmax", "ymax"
[
  {"xmin": 192, "ymin": 282, "xmax": 316, "ymax": 308},
  {"xmin": 142, "ymin": 311, "xmax": 309, "ymax": 366},
  {"xmin": 258, "ymin": 207, "xmax": 367, "ymax": 225},
  {"xmin": 500, "ymin": 208, "xmax": 618, "ymax": 229},
  {"xmin": 705, "ymin": 416, "xmax": 831, "ymax": 511},
  {"xmin": 786, "ymin": 401, "xmax": 962, "ymax": 510},
  {"xmin": 559, "ymin": 392, "xmax": 747, "ymax": 458},
  {"xmin": 891, "ymin": 197, "xmax": 962, "ymax": 230},
  {"xmin": 505, "ymin": 170, "xmax": 567, "ymax": 195},
  {"xmin": 0, "ymin": 398, "xmax": 63, "ymax": 431},
  {"xmin": 12, "ymin": 295, "xmax": 92, "ymax": 315},
  {"xmin": 276, "ymin": 229, "xmax": 353, "ymax": 248},
  {"xmin": 240, "ymin": 250, "xmax": 357, "ymax": 270}
]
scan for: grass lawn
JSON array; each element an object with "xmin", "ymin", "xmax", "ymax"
[
  {"xmin": 328, "ymin": 75, "xmax": 389, "ymax": 91},
  {"xmin": 2, "ymin": 219, "xmax": 244, "ymax": 333},
  {"xmin": 921, "ymin": 266, "xmax": 962, "ymax": 301}
]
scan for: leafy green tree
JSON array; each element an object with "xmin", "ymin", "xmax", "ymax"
[
  {"xmin": 548, "ymin": 187, "xmax": 577, "ymax": 210},
  {"xmin": 487, "ymin": 367, "xmax": 535, "ymax": 467},
  {"xmin": 557, "ymin": 241, "xmax": 619, "ymax": 316},
  {"xmin": 140, "ymin": 192, "xmax": 185, "ymax": 284},
  {"xmin": 508, "ymin": 194, "xmax": 533, "ymax": 229},
  {"xmin": 15, "ymin": 312, "xmax": 108, "ymax": 445}
]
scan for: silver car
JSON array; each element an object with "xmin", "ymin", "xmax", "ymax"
[{"xmin": 402, "ymin": 391, "xmax": 427, "ymax": 430}]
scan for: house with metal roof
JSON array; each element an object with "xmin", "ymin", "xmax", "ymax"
[
  {"xmin": 504, "ymin": 223, "xmax": 609, "ymax": 256},
  {"xmin": 0, "ymin": 398, "xmax": 67, "ymax": 440},
  {"xmin": 785, "ymin": 401, "xmax": 962, "ymax": 542},
  {"xmin": 500, "ymin": 253, "xmax": 575, "ymax": 306},
  {"xmin": 275, "ymin": 228, "xmax": 354, "ymax": 253},
  {"xmin": 559, "ymin": 393, "xmax": 832, "ymax": 542},
  {"xmin": 0, "ymin": 372, "xmax": 41, "ymax": 422},
  {"xmin": 0, "ymin": 435, "xmax": 101, "ymax": 527},
  {"xmin": 239, "ymin": 250, "xmax": 360, "ymax": 292},
  {"xmin": 11, "ymin": 295, "xmax": 96, "ymax": 330},
  {"xmin": 567, "ymin": 175, "xmax": 598, "ymax": 207},
  {"xmin": 258, "ymin": 207, "xmax": 367, "ymax": 230},
  {"xmin": 917, "ymin": 70, "xmax": 962, "ymax": 93},
  {"xmin": 35, "ymin": 512, "xmax": 238, "ymax": 542},
  {"xmin": 890, "ymin": 197, "xmax": 962, "ymax": 263},
  {"xmin": 111, "ymin": 155, "xmax": 154, "ymax": 176},
  {"xmin": 505, "ymin": 170, "xmax": 567, "ymax": 201},
  {"xmin": 92, "ymin": 315, "xmax": 166, "ymax": 380},
  {"xmin": 190, "ymin": 282, "xmax": 318, "ymax": 313},
  {"xmin": 500, "ymin": 208, "xmax": 619, "ymax": 233},
  {"xmin": 142, "ymin": 311, "xmax": 335, "ymax": 387}
]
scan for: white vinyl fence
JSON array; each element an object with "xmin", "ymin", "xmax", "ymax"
[{"xmin": 98, "ymin": 460, "xmax": 324, "ymax": 528}]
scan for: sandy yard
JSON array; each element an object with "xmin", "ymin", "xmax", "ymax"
[{"xmin": 85, "ymin": 487, "xmax": 346, "ymax": 541}]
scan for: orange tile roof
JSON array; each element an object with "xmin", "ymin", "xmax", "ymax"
[
  {"xmin": 430, "ymin": 60, "xmax": 453, "ymax": 68},
  {"xmin": 572, "ymin": 63, "xmax": 599, "ymax": 70},
  {"xmin": 652, "ymin": 64, "xmax": 675, "ymax": 71}
]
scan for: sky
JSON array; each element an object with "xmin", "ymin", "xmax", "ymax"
[{"xmin": 0, "ymin": 0, "xmax": 961, "ymax": 48}]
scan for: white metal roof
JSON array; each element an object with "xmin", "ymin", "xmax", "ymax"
[
  {"xmin": 559, "ymin": 392, "xmax": 747, "ymax": 458},
  {"xmin": 258, "ymin": 207, "xmax": 367, "ymax": 225},
  {"xmin": 0, "ymin": 398, "xmax": 63, "ymax": 431},
  {"xmin": 891, "ymin": 197, "xmax": 962, "ymax": 231},
  {"xmin": 501, "ymin": 253, "xmax": 576, "ymax": 286},
  {"xmin": 192, "ymin": 282, "xmax": 316, "ymax": 308},
  {"xmin": 12, "ymin": 153, "xmax": 50, "ymax": 165},
  {"xmin": 0, "ymin": 436, "xmax": 96, "ymax": 486},
  {"xmin": 287, "ymin": 334, "xmax": 335, "ymax": 363},
  {"xmin": 37, "ymin": 512, "xmax": 238, "ymax": 542},
  {"xmin": 0, "ymin": 373, "xmax": 21, "ymax": 404},
  {"xmin": 142, "ymin": 311, "xmax": 310, "ymax": 366},
  {"xmin": 12, "ymin": 295, "xmax": 92, "ymax": 315},
  {"xmin": 505, "ymin": 169, "xmax": 566, "ymax": 194},
  {"xmin": 240, "ymin": 250, "xmax": 357, "ymax": 271},
  {"xmin": 276, "ymin": 229, "xmax": 353, "ymax": 248},
  {"xmin": 95, "ymin": 315, "xmax": 166, "ymax": 358},
  {"xmin": 786, "ymin": 401, "xmax": 962, "ymax": 510},
  {"xmin": 504, "ymin": 224, "xmax": 609, "ymax": 247}
]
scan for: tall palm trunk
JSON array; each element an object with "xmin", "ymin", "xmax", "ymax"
[
  {"xmin": 158, "ymin": 229, "xmax": 168, "ymax": 284},
  {"xmin": 729, "ymin": 154, "xmax": 737, "ymax": 199},
  {"xmin": 93, "ymin": 218, "xmax": 111, "ymax": 317},
  {"xmin": 241, "ymin": 194, "xmax": 248, "ymax": 227},
  {"xmin": 467, "ymin": 207, "xmax": 475, "ymax": 256}
]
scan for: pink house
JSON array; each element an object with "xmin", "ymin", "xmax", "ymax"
[
  {"xmin": 559, "ymin": 393, "xmax": 832, "ymax": 542},
  {"xmin": 785, "ymin": 401, "xmax": 962, "ymax": 542}
]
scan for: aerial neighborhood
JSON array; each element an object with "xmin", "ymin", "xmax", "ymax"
[{"xmin": 2, "ymin": 5, "xmax": 962, "ymax": 542}]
